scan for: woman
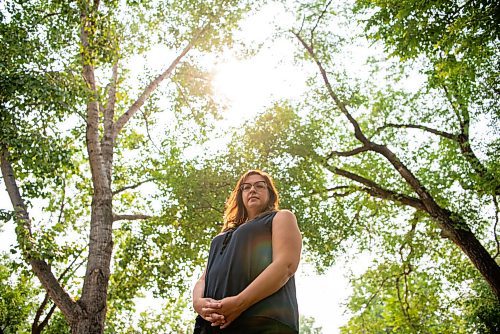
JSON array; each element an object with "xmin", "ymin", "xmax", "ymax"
[{"xmin": 192, "ymin": 170, "xmax": 302, "ymax": 334}]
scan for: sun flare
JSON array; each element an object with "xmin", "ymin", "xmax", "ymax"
[
  {"xmin": 211, "ymin": 47, "xmax": 307, "ymax": 127},
  {"xmin": 212, "ymin": 58, "xmax": 273, "ymax": 124}
]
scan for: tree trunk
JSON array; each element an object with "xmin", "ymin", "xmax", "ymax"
[
  {"xmin": 439, "ymin": 210, "xmax": 500, "ymax": 299},
  {"xmin": 72, "ymin": 190, "xmax": 113, "ymax": 333},
  {"xmin": 373, "ymin": 144, "xmax": 500, "ymax": 299}
]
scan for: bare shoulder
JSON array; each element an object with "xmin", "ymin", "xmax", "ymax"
[
  {"xmin": 274, "ymin": 209, "xmax": 297, "ymax": 224},
  {"xmin": 272, "ymin": 210, "xmax": 302, "ymax": 244}
]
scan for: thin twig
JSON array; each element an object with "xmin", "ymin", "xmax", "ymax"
[
  {"xmin": 441, "ymin": 83, "xmax": 464, "ymax": 128},
  {"xmin": 493, "ymin": 196, "xmax": 500, "ymax": 259},
  {"xmin": 56, "ymin": 178, "xmax": 66, "ymax": 226},
  {"xmin": 112, "ymin": 178, "xmax": 155, "ymax": 195},
  {"xmin": 141, "ymin": 109, "xmax": 161, "ymax": 153},
  {"xmin": 310, "ymin": 0, "xmax": 333, "ymax": 51},
  {"xmin": 34, "ymin": 12, "xmax": 62, "ymax": 25}
]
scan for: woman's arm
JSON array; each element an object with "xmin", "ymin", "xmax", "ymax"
[
  {"xmin": 192, "ymin": 269, "xmax": 224, "ymax": 323},
  {"xmin": 208, "ymin": 210, "xmax": 302, "ymax": 328}
]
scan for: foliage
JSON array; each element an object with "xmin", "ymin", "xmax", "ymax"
[
  {"xmin": 341, "ymin": 247, "xmax": 471, "ymax": 333},
  {"xmin": 38, "ymin": 311, "xmax": 71, "ymax": 334},
  {"xmin": 299, "ymin": 315, "xmax": 323, "ymax": 334},
  {"xmin": 105, "ymin": 292, "xmax": 194, "ymax": 334},
  {"xmin": 0, "ymin": 254, "xmax": 35, "ymax": 333},
  {"xmin": 462, "ymin": 280, "xmax": 500, "ymax": 334}
]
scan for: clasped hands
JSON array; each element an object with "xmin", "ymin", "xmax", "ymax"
[{"xmin": 196, "ymin": 296, "xmax": 244, "ymax": 329}]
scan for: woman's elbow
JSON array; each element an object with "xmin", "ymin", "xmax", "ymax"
[{"xmin": 280, "ymin": 259, "xmax": 299, "ymax": 279}]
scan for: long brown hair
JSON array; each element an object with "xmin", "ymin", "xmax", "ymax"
[{"xmin": 222, "ymin": 170, "xmax": 279, "ymax": 232}]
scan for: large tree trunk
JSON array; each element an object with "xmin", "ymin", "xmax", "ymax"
[
  {"xmin": 438, "ymin": 210, "xmax": 500, "ymax": 298},
  {"xmin": 373, "ymin": 144, "xmax": 500, "ymax": 299},
  {"xmin": 73, "ymin": 190, "xmax": 114, "ymax": 333},
  {"xmin": 70, "ymin": 61, "xmax": 115, "ymax": 329}
]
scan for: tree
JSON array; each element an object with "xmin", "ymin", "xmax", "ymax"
[
  {"xmin": 288, "ymin": 0, "xmax": 499, "ymax": 297},
  {"xmin": 1, "ymin": 0, "xmax": 252, "ymax": 332}
]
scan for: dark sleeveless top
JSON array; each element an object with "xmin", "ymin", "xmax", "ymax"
[{"xmin": 204, "ymin": 211, "xmax": 299, "ymax": 331}]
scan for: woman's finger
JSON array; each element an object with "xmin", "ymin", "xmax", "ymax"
[{"xmin": 204, "ymin": 301, "xmax": 222, "ymax": 309}]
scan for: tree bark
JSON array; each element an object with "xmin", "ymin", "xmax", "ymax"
[
  {"xmin": 74, "ymin": 81, "xmax": 114, "ymax": 333},
  {"xmin": 370, "ymin": 144, "xmax": 500, "ymax": 298},
  {"xmin": 439, "ymin": 211, "xmax": 500, "ymax": 298}
]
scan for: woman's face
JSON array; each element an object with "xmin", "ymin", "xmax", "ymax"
[{"xmin": 241, "ymin": 174, "xmax": 270, "ymax": 215}]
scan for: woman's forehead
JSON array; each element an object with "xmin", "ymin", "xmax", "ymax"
[{"xmin": 243, "ymin": 174, "xmax": 266, "ymax": 183}]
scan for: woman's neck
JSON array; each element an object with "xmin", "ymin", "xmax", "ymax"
[
  {"xmin": 246, "ymin": 209, "xmax": 271, "ymax": 222},
  {"xmin": 246, "ymin": 211, "xmax": 259, "ymax": 221}
]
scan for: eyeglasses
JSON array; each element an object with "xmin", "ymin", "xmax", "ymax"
[{"xmin": 240, "ymin": 180, "xmax": 268, "ymax": 192}]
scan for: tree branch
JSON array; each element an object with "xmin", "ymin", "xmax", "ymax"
[
  {"xmin": 0, "ymin": 147, "xmax": 79, "ymax": 322},
  {"xmin": 372, "ymin": 123, "xmax": 456, "ymax": 140},
  {"xmin": 103, "ymin": 61, "xmax": 118, "ymax": 143},
  {"xmin": 395, "ymin": 274, "xmax": 415, "ymax": 328},
  {"xmin": 359, "ymin": 274, "xmax": 394, "ymax": 314},
  {"xmin": 57, "ymin": 248, "xmax": 86, "ymax": 283},
  {"xmin": 292, "ymin": 30, "xmax": 369, "ymax": 144},
  {"xmin": 112, "ymin": 25, "xmax": 209, "ymax": 141},
  {"xmin": 310, "ymin": 0, "xmax": 333, "ymax": 51},
  {"xmin": 174, "ymin": 80, "xmax": 198, "ymax": 121},
  {"xmin": 360, "ymin": 187, "xmax": 426, "ymax": 211},
  {"xmin": 80, "ymin": 3, "xmax": 108, "ymax": 188},
  {"xmin": 310, "ymin": 185, "xmax": 351, "ymax": 195},
  {"xmin": 293, "ymin": 24, "xmax": 450, "ymax": 212},
  {"xmin": 368, "ymin": 121, "xmax": 498, "ymax": 196},
  {"xmin": 293, "ymin": 13, "xmax": 500, "ymax": 297},
  {"xmin": 326, "ymin": 145, "xmax": 370, "ymax": 160},
  {"xmin": 441, "ymin": 83, "xmax": 465, "ymax": 128},
  {"xmin": 199, "ymin": 199, "xmax": 224, "ymax": 214},
  {"xmin": 112, "ymin": 214, "xmax": 152, "ymax": 222},
  {"xmin": 141, "ymin": 109, "xmax": 161, "ymax": 153},
  {"xmin": 56, "ymin": 177, "xmax": 67, "ymax": 227},
  {"xmin": 112, "ymin": 178, "xmax": 155, "ymax": 196},
  {"xmin": 34, "ymin": 12, "xmax": 63, "ymax": 25},
  {"xmin": 442, "ymin": 84, "xmax": 499, "ymax": 194},
  {"xmin": 323, "ymin": 164, "xmax": 426, "ymax": 211},
  {"xmin": 33, "ymin": 248, "xmax": 87, "ymax": 333},
  {"xmin": 309, "ymin": 185, "xmax": 358, "ymax": 198},
  {"xmin": 32, "ymin": 301, "xmax": 57, "ymax": 334},
  {"xmin": 33, "ymin": 293, "xmax": 51, "ymax": 333},
  {"xmin": 100, "ymin": 61, "xmax": 119, "ymax": 187}
]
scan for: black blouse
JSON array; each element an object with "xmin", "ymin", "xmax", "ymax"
[{"xmin": 204, "ymin": 211, "xmax": 299, "ymax": 331}]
